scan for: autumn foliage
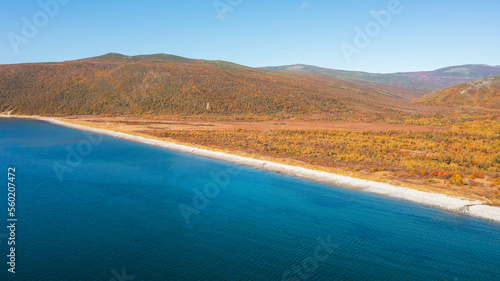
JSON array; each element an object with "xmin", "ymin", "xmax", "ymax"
[
  {"xmin": 0, "ymin": 54, "xmax": 426, "ymax": 117},
  {"xmin": 146, "ymin": 117, "xmax": 500, "ymax": 202},
  {"xmin": 415, "ymin": 75, "xmax": 500, "ymax": 109}
]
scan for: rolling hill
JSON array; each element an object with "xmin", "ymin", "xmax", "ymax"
[
  {"xmin": 262, "ymin": 64, "xmax": 441, "ymax": 93},
  {"xmin": 0, "ymin": 53, "xmax": 429, "ymax": 118},
  {"xmin": 264, "ymin": 64, "xmax": 500, "ymax": 93},
  {"xmin": 415, "ymin": 75, "xmax": 500, "ymax": 108},
  {"xmin": 396, "ymin": 64, "xmax": 500, "ymax": 88}
]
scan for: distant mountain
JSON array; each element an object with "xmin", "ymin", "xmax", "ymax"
[
  {"xmin": 397, "ymin": 65, "xmax": 500, "ymax": 88},
  {"xmin": 262, "ymin": 64, "xmax": 442, "ymax": 93},
  {"xmin": 263, "ymin": 64, "xmax": 500, "ymax": 93},
  {"xmin": 415, "ymin": 75, "xmax": 500, "ymax": 109},
  {"xmin": 0, "ymin": 53, "xmax": 424, "ymax": 117}
]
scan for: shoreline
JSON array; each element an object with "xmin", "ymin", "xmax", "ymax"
[{"xmin": 3, "ymin": 115, "xmax": 500, "ymax": 223}]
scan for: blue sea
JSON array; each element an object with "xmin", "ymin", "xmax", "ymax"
[{"xmin": 0, "ymin": 118, "xmax": 499, "ymax": 280}]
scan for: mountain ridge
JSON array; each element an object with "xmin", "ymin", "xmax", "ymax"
[
  {"xmin": 397, "ymin": 64, "xmax": 500, "ymax": 88},
  {"xmin": 263, "ymin": 63, "xmax": 500, "ymax": 92},
  {"xmin": 262, "ymin": 64, "xmax": 441, "ymax": 93}
]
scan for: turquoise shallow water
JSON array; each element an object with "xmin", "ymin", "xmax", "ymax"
[{"xmin": 0, "ymin": 118, "xmax": 499, "ymax": 280}]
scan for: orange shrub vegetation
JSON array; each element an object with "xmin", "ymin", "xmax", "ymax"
[{"xmin": 146, "ymin": 119, "xmax": 500, "ymax": 185}]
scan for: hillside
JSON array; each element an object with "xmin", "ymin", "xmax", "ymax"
[
  {"xmin": 415, "ymin": 75, "xmax": 500, "ymax": 108},
  {"xmin": 0, "ymin": 53, "xmax": 428, "ymax": 118},
  {"xmin": 264, "ymin": 64, "xmax": 500, "ymax": 93},
  {"xmin": 262, "ymin": 64, "xmax": 440, "ymax": 93},
  {"xmin": 398, "ymin": 64, "xmax": 500, "ymax": 88}
]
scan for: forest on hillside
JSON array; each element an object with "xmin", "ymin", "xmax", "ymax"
[{"xmin": 0, "ymin": 56, "xmax": 426, "ymax": 118}]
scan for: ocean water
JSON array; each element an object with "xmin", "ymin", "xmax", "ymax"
[{"xmin": 0, "ymin": 118, "xmax": 499, "ymax": 281}]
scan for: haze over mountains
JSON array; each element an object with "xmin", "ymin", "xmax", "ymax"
[{"xmin": 0, "ymin": 53, "xmax": 499, "ymax": 117}]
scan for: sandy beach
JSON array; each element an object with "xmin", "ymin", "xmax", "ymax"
[{"xmin": 3, "ymin": 115, "xmax": 500, "ymax": 223}]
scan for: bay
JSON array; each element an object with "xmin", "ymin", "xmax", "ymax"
[{"xmin": 0, "ymin": 118, "xmax": 499, "ymax": 280}]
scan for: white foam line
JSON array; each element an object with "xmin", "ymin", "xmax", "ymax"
[{"xmin": 2, "ymin": 115, "xmax": 499, "ymax": 223}]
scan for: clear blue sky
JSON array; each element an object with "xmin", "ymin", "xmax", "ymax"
[{"xmin": 1, "ymin": 0, "xmax": 499, "ymax": 73}]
